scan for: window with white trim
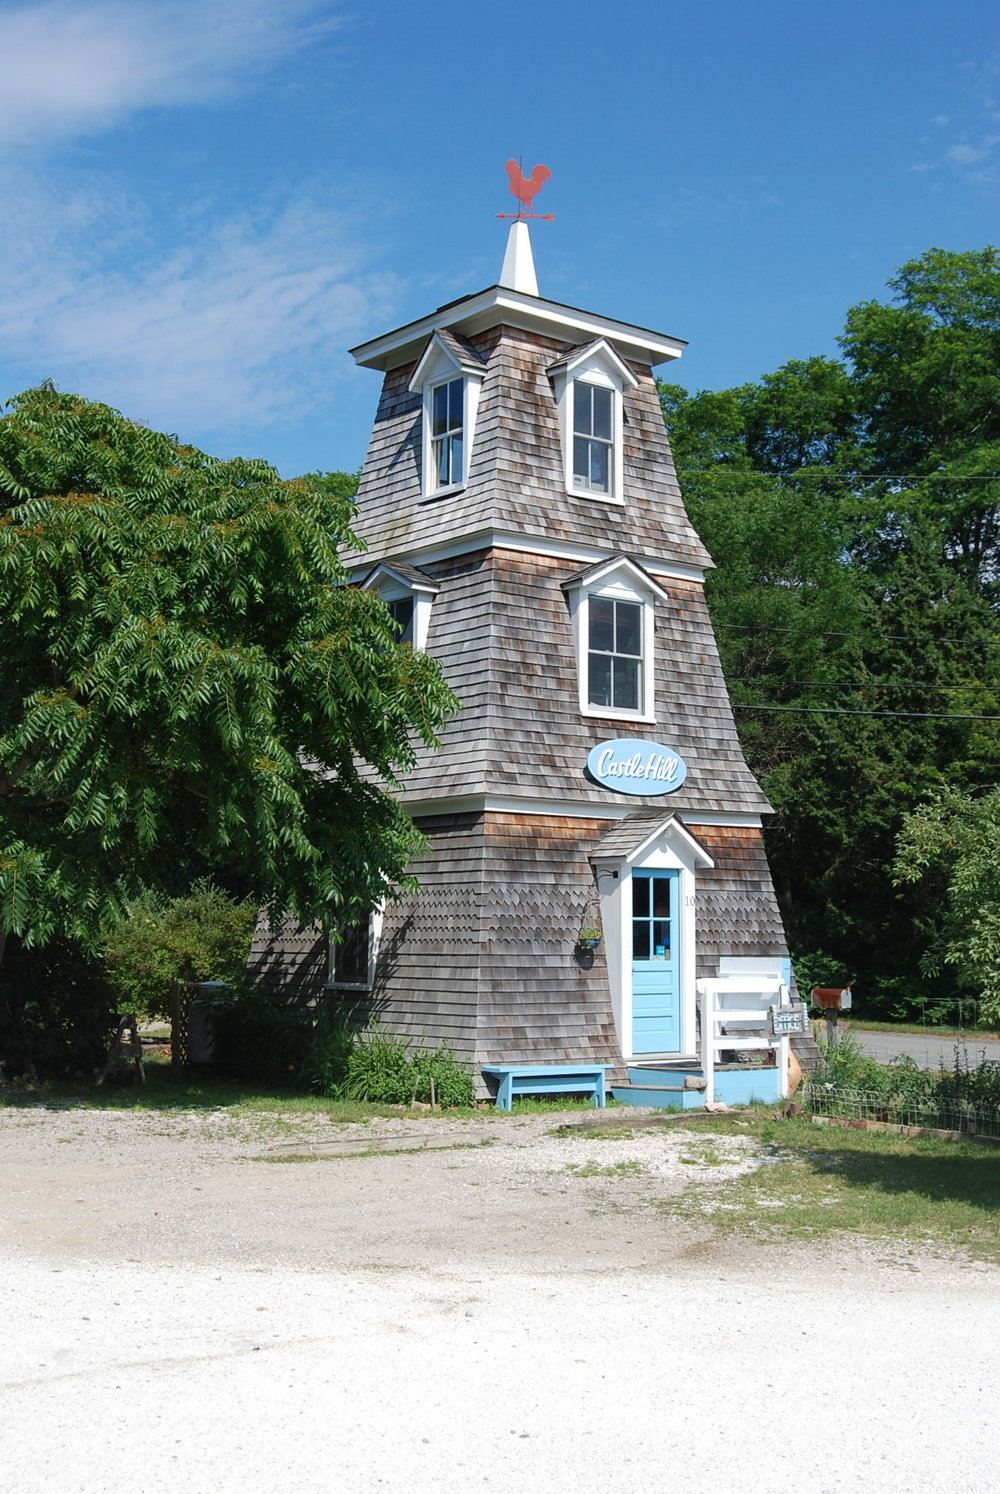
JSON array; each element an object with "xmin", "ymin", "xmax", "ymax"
[
  {"xmin": 327, "ymin": 910, "xmax": 381, "ymax": 990},
  {"xmin": 361, "ymin": 563, "xmax": 438, "ymax": 653},
  {"xmin": 549, "ymin": 338, "xmax": 637, "ymax": 505},
  {"xmin": 408, "ymin": 331, "xmax": 485, "ymax": 501},
  {"xmin": 563, "ymin": 558, "xmax": 666, "ymax": 724},
  {"xmin": 387, "ymin": 596, "xmax": 414, "ymax": 646},
  {"xmin": 588, "ymin": 595, "xmax": 642, "ymax": 711}
]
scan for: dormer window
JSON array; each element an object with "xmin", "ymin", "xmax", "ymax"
[
  {"xmin": 549, "ymin": 338, "xmax": 637, "ymax": 505},
  {"xmin": 361, "ymin": 561, "xmax": 439, "ymax": 653},
  {"xmin": 562, "ymin": 556, "xmax": 669, "ymax": 724},
  {"xmin": 387, "ymin": 596, "xmax": 414, "ymax": 645},
  {"xmin": 409, "ymin": 329, "xmax": 486, "ymax": 501}
]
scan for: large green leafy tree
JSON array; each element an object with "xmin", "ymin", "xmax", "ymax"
[
  {"xmin": 0, "ymin": 385, "xmax": 457, "ymax": 969},
  {"xmin": 662, "ymin": 248, "xmax": 1000, "ymax": 1016}
]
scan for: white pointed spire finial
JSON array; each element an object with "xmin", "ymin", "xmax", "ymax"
[{"xmin": 500, "ymin": 219, "xmax": 538, "ymax": 296}]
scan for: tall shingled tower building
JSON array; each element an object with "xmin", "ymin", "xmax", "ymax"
[{"xmin": 250, "ymin": 215, "xmax": 792, "ymax": 1083}]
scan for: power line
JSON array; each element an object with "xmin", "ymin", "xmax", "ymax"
[
  {"xmin": 733, "ymin": 703, "xmax": 1000, "ymax": 721},
  {"xmin": 716, "ymin": 619, "xmax": 997, "ymax": 648},
  {"xmin": 732, "ymin": 678, "xmax": 995, "ymax": 691},
  {"xmin": 677, "ymin": 469, "xmax": 1000, "ymax": 482}
]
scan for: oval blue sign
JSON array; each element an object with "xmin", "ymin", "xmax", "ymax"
[{"xmin": 587, "ymin": 738, "xmax": 687, "ymax": 797}]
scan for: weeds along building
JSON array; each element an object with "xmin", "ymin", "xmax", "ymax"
[{"xmin": 249, "ymin": 219, "xmax": 794, "ymax": 1080}]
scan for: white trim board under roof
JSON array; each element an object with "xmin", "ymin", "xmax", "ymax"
[
  {"xmin": 346, "ymin": 532, "xmax": 709, "ymax": 585},
  {"xmin": 350, "ymin": 284, "xmax": 686, "ymax": 373}
]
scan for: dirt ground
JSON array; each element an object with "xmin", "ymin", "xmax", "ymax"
[{"xmin": 2, "ymin": 1103, "xmax": 999, "ymax": 1493}]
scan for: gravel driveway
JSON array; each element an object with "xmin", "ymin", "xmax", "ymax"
[{"xmin": 2, "ymin": 1103, "xmax": 998, "ymax": 1493}]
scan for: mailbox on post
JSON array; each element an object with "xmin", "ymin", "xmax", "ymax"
[{"xmin": 810, "ymin": 983, "xmax": 853, "ymax": 1046}]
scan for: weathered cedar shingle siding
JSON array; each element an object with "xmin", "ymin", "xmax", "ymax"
[
  {"xmin": 381, "ymin": 549, "xmax": 770, "ymax": 817},
  {"xmin": 344, "ymin": 325, "xmax": 711, "ymax": 571}
]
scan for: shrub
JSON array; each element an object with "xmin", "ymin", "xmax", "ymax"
[
  {"xmin": 411, "ymin": 1045, "xmax": 475, "ymax": 1107},
  {"xmin": 298, "ymin": 1002, "xmax": 357, "ymax": 1095},
  {"xmin": 341, "ymin": 1025, "xmax": 414, "ymax": 1104},
  {"xmin": 100, "ymin": 881, "xmax": 257, "ymax": 1020}
]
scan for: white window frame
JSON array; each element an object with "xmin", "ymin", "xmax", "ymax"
[
  {"xmin": 326, "ymin": 908, "xmax": 383, "ymax": 991},
  {"xmin": 564, "ymin": 557, "xmax": 668, "ymax": 725},
  {"xmin": 360, "ymin": 563, "xmax": 438, "ymax": 653},
  {"xmin": 409, "ymin": 331, "xmax": 485, "ymax": 502},
  {"xmin": 550, "ymin": 339, "xmax": 637, "ymax": 505}
]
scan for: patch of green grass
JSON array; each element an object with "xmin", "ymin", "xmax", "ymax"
[
  {"xmin": 564, "ymin": 1159, "xmax": 647, "ymax": 1178},
  {"xmin": 548, "ymin": 1121, "xmax": 638, "ymax": 1140},
  {"xmin": 509, "ymin": 1096, "xmax": 617, "ymax": 1114},
  {"xmin": 660, "ymin": 1115, "xmax": 1000, "ymax": 1260},
  {"xmin": 678, "ymin": 1143, "xmax": 726, "ymax": 1167}
]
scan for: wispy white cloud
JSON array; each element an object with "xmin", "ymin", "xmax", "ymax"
[
  {"xmin": 0, "ymin": 0, "xmax": 334, "ymax": 150},
  {"xmin": 0, "ymin": 169, "xmax": 398, "ymax": 432}
]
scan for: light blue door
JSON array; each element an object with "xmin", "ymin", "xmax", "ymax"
[{"xmin": 631, "ymin": 870, "xmax": 680, "ymax": 1054}]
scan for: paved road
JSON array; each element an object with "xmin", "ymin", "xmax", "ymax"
[{"xmin": 842, "ymin": 1024, "xmax": 1000, "ymax": 1069}]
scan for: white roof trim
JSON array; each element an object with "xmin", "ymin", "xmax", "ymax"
[
  {"xmin": 591, "ymin": 814, "xmax": 716, "ymax": 869},
  {"xmin": 351, "ymin": 286, "xmax": 685, "ymax": 372},
  {"xmin": 360, "ymin": 562, "xmax": 439, "ymax": 595},
  {"xmin": 547, "ymin": 337, "xmax": 638, "ymax": 390},
  {"xmin": 345, "ymin": 530, "xmax": 709, "ymax": 583},
  {"xmin": 560, "ymin": 554, "xmax": 671, "ymax": 604},
  {"xmin": 407, "ymin": 330, "xmax": 485, "ymax": 394}
]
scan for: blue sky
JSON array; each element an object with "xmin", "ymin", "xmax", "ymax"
[{"xmin": 1, "ymin": 0, "xmax": 997, "ymax": 477}]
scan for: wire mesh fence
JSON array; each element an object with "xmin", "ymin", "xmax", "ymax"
[{"xmin": 804, "ymin": 1083, "xmax": 1000, "ymax": 1141}]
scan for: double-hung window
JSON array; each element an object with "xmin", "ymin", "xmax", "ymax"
[
  {"xmin": 327, "ymin": 907, "xmax": 383, "ymax": 990},
  {"xmin": 409, "ymin": 330, "xmax": 485, "ymax": 500},
  {"xmin": 573, "ymin": 382, "xmax": 613, "ymax": 495},
  {"xmin": 588, "ymin": 596, "xmax": 643, "ymax": 711},
  {"xmin": 549, "ymin": 338, "xmax": 636, "ymax": 504},
  {"xmin": 563, "ymin": 556, "xmax": 668, "ymax": 724},
  {"xmin": 431, "ymin": 377, "xmax": 464, "ymax": 490}
]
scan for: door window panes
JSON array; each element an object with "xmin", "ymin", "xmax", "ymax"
[{"xmin": 632, "ymin": 875, "xmax": 672, "ymax": 962}]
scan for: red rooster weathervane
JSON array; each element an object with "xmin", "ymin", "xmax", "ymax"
[{"xmin": 497, "ymin": 159, "xmax": 554, "ymax": 220}]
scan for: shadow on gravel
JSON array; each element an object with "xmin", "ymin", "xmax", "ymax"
[{"xmin": 0, "ymin": 1064, "xmax": 394, "ymax": 1122}]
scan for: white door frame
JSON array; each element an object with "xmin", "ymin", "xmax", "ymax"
[{"xmin": 591, "ymin": 818, "xmax": 714, "ymax": 1061}]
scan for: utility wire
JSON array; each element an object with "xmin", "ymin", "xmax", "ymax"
[
  {"xmin": 732, "ymin": 678, "xmax": 995, "ymax": 691},
  {"xmin": 733, "ymin": 703, "xmax": 1000, "ymax": 721},
  {"xmin": 715, "ymin": 620, "xmax": 998, "ymax": 648}
]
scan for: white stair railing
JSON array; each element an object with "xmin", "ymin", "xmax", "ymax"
[{"xmin": 696, "ymin": 975, "xmax": 792, "ymax": 1106}]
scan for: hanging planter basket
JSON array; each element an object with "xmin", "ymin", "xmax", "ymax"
[{"xmin": 576, "ymin": 930, "xmax": 603, "ymax": 951}]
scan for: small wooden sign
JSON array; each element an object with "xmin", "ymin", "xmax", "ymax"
[{"xmin": 769, "ymin": 1002, "xmax": 808, "ymax": 1036}]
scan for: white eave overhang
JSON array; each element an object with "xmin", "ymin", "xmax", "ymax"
[{"xmin": 350, "ymin": 285, "xmax": 686, "ymax": 372}]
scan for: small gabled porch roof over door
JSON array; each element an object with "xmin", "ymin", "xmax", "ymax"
[{"xmin": 589, "ymin": 810, "xmax": 714, "ymax": 868}]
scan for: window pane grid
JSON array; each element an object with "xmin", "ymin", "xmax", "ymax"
[
  {"xmin": 430, "ymin": 378, "xmax": 464, "ymax": 488},
  {"xmin": 588, "ymin": 598, "xmax": 644, "ymax": 711},
  {"xmin": 572, "ymin": 383, "xmax": 613, "ymax": 494}
]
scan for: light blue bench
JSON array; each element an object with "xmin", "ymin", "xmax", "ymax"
[{"xmin": 481, "ymin": 1063, "xmax": 611, "ymax": 1112}]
